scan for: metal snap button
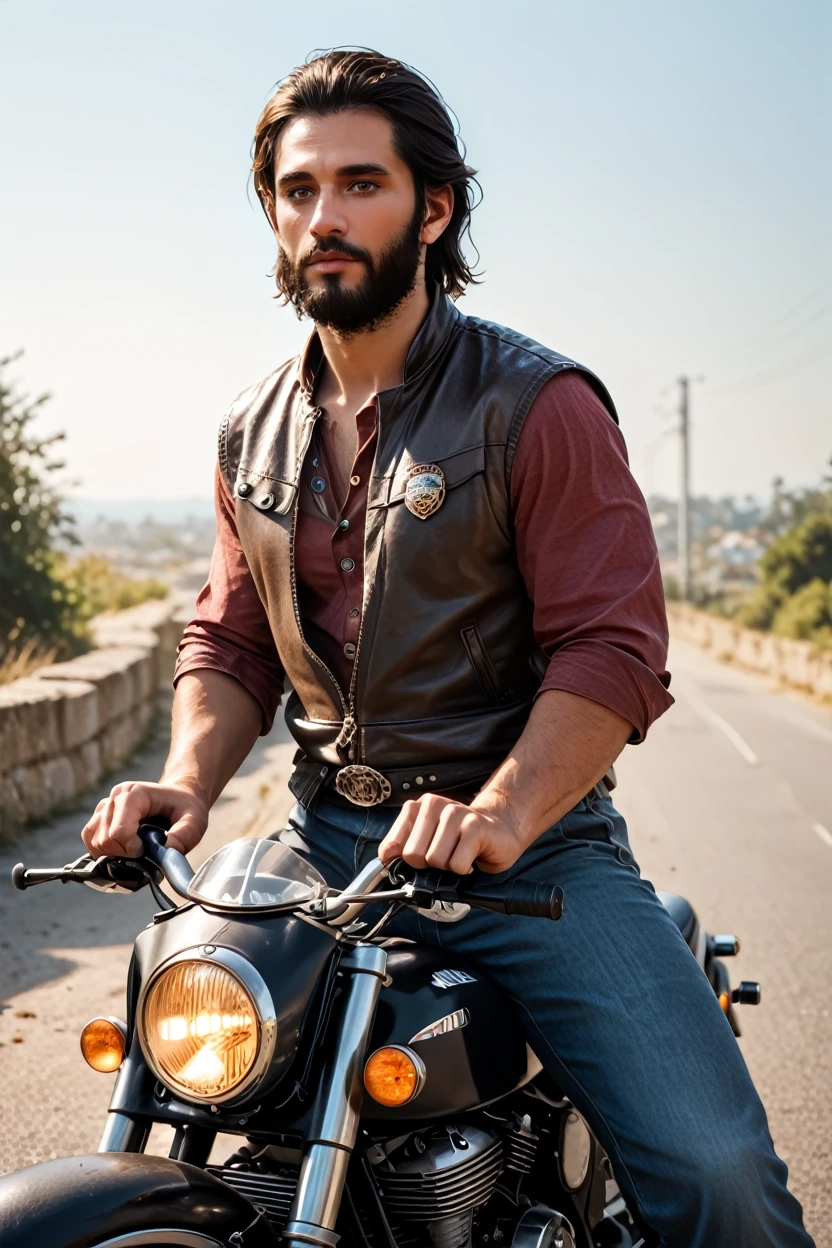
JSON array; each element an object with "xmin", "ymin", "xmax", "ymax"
[
  {"xmin": 415, "ymin": 776, "xmax": 424, "ymax": 785},
  {"xmin": 349, "ymin": 607, "xmax": 360, "ymax": 618},
  {"xmin": 402, "ymin": 782, "xmax": 411, "ymax": 791},
  {"xmin": 349, "ymin": 474, "xmax": 360, "ymax": 486},
  {"xmin": 340, "ymin": 557, "xmax": 356, "ymax": 572},
  {"xmin": 257, "ymin": 493, "xmax": 275, "ymax": 510},
  {"xmin": 344, "ymin": 642, "xmax": 356, "ymax": 658},
  {"xmin": 429, "ymin": 775, "xmax": 437, "ymax": 782},
  {"xmin": 236, "ymin": 482, "xmax": 252, "ymax": 498},
  {"xmin": 311, "ymin": 476, "xmax": 326, "ymax": 493},
  {"xmin": 339, "ymin": 519, "xmax": 349, "ymax": 529}
]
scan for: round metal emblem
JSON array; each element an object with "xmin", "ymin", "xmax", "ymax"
[
  {"xmin": 335, "ymin": 765, "xmax": 392, "ymax": 807},
  {"xmin": 404, "ymin": 463, "xmax": 446, "ymax": 520}
]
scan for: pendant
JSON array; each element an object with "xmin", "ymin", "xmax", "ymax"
[{"xmin": 404, "ymin": 463, "xmax": 446, "ymax": 520}]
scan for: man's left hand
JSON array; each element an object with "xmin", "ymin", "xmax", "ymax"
[{"xmin": 377, "ymin": 794, "xmax": 525, "ymax": 875}]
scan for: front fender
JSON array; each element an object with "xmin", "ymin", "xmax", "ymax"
[{"xmin": 0, "ymin": 1152, "xmax": 279, "ymax": 1248}]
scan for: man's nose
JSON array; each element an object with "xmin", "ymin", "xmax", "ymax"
[{"xmin": 309, "ymin": 187, "xmax": 348, "ymax": 239}]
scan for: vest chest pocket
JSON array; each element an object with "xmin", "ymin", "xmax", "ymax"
[{"xmin": 371, "ymin": 443, "xmax": 486, "ymax": 513}]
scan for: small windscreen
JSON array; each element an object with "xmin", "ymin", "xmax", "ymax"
[{"xmin": 188, "ymin": 839, "xmax": 327, "ymax": 910}]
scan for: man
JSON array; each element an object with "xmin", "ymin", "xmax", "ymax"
[{"xmin": 82, "ymin": 50, "xmax": 811, "ymax": 1246}]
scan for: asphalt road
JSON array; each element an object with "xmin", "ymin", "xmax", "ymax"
[{"xmin": 0, "ymin": 642, "xmax": 830, "ymax": 1242}]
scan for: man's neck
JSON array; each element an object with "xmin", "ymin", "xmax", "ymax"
[{"xmin": 315, "ymin": 281, "xmax": 430, "ymax": 412}]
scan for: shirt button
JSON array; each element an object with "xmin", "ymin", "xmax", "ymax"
[
  {"xmin": 311, "ymin": 476, "xmax": 326, "ymax": 493},
  {"xmin": 340, "ymin": 557, "xmax": 356, "ymax": 572},
  {"xmin": 350, "ymin": 474, "xmax": 360, "ymax": 486},
  {"xmin": 349, "ymin": 608, "xmax": 360, "ymax": 618},
  {"xmin": 344, "ymin": 642, "xmax": 356, "ymax": 659},
  {"xmin": 339, "ymin": 519, "xmax": 349, "ymax": 530}
]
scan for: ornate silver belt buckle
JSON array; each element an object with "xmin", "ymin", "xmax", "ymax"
[{"xmin": 335, "ymin": 764, "xmax": 392, "ymax": 807}]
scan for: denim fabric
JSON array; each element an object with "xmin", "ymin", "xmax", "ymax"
[{"xmin": 277, "ymin": 796, "xmax": 812, "ymax": 1248}]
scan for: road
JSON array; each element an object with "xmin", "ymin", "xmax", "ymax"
[{"xmin": 1, "ymin": 642, "xmax": 830, "ymax": 1243}]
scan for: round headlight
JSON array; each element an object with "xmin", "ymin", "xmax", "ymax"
[{"xmin": 140, "ymin": 951, "xmax": 274, "ymax": 1103}]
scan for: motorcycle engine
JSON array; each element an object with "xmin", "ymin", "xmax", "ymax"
[{"xmin": 368, "ymin": 1124, "xmax": 503, "ymax": 1248}]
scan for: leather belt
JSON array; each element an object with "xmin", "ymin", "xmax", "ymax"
[{"xmin": 288, "ymin": 758, "xmax": 615, "ymax": 812}]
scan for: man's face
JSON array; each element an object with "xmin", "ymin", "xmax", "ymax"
[{"xmin": 270, "ymin": 109, "xmax": 425, "ymax": 332}]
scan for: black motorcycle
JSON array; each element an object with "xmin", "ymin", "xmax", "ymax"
[{"xmin": 0, "ymin": 820, "xmax": 760, "ymax": 1248}]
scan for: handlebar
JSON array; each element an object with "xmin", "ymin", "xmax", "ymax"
[{"xmin": 136, "ymin": 818, "xmax": 194, "ymax": 899}]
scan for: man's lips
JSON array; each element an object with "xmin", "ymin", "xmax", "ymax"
[{"xmin": 306, "ymin": 255, "xmax": 362, "ymax": 272}]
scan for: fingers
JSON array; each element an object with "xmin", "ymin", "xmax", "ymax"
[
  {"xmin": 80, "ymin": 782, "xmax": 207, "ymax": 860},
  {"xmin": 379, "ymin": 796, "xmax": 476, "ymax": 872}
]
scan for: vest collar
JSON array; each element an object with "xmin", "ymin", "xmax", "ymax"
[{"xmin": 296, "ymin": 285, "xmax": 460, "ymax": 403}]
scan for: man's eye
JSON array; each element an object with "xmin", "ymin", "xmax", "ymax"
[
  {"xmin": 349, "ymin": 180, "xmax": 379, "ymax": 193},
  {"xmin": 287, "ymin": 187, "xmax": 313, "ymax": 201}
]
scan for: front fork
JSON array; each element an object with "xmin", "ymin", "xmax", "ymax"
[
  {"xmin": 99, "ymin": 943, "xmax": 388, "ymax": 1246},
  {"xmin": 284, "ymin": 944, "xmax": 388, "ymax": 1248}
]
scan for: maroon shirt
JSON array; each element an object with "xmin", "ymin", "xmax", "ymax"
[{"xmin": 175, "ymin": 370, "xmax": 673, "ymax": 742}]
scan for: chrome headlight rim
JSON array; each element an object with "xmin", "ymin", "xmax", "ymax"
[{"xmin": 137, "ymin": 945, "xmax": 277, "ymax": 1107}]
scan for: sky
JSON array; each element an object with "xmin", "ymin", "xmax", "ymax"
[{"xmin": 1, "ymin": 0, "xmax": 830, "ymax": 506}]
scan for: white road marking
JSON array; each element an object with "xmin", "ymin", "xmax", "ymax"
[
  {"xmin": 813, "ymin": 823, "xmax": 832, "ymax": 850},
  {"xmin": 682, "ymin": 687, "xmax": 759, "ymax": 765}
]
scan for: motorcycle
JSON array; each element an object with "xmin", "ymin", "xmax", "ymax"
[{"xmin": 0, "ymin": 818, "xmax": 760, "ymax": 1248}]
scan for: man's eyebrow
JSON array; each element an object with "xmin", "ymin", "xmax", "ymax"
[
  {"xmin": 336, "ymin": 163, "xmax": 390, "ymax": 177},
  {"xmin": 276, "ymin": 163, "xmax": 390, "ymax": 190}
]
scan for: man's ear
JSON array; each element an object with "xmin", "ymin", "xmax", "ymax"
[
  {"xmin": 421, "ymin": 185, "xmax": 454, "ymax": 245},
  {"xmin": 262, "ymin": 190, "xmax": 279, "ymax": 235}
]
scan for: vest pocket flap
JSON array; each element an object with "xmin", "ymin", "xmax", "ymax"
[
  {"xmin": 379, "ymin": 444, "xmax": 486, "ymax": 508},
  {"xmin": 235, "ymin": 474, "xmax": 296, "ymax": 515}
]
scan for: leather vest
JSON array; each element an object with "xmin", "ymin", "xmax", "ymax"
[{"xmin": 221, "ymin": 292, "xmax": 617, "ymax": 807}]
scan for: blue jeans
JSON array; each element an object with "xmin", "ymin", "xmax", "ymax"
[{"xmin": 278, "ymin": 794, "xmax": 812, "ymax": 1247}]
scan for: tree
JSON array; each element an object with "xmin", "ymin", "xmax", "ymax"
[
  {"xmin": 759, "ymin": 512, "xmax": 832, "ymax": 596},
  {"xmin": 0, "ymin": 352, "xmax": 84, "ymax": 661}
]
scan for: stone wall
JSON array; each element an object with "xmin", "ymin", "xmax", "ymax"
[
  {"xmin": 668, "ymin": 603, "xmax": 832, "ymax": 700},
  {"xmin": 0, "ymin": 600, "xmax": 186, "ymax": 839}
]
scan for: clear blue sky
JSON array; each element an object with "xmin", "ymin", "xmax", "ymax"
[{"xmin": 1, "ymin": 0, "xmax": 829, "ymax": 504}]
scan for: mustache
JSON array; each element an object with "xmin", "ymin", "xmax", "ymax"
[{"xmin": 300, "ymin": 238, "xmax": 373, "ymax": 268}]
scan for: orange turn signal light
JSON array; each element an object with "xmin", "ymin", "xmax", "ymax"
[
  {"xmin": 718, "ymin": 992, "xmax": 731, "ymax": 1015},
  {"xmin": 364, "ymin": 1045, "xmax": 425, "ymax": 1107},
  {"xmin": 80, "ymin": 1017, "xmax": 126, "ymax": 1073}
]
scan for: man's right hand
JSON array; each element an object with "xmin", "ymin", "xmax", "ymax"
[{"xmin": 81, "ymin": 780, "xmax": 209, "ymax": 860}]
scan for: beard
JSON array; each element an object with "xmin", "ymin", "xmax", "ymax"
[{"xmin": 276, "ymin": 203, "xmax": 423, "ymax": 334}]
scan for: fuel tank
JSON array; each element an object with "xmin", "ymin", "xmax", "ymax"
[{"xmin": 363, "ymin": 943, "xmax": 532, "ymax": 1122}]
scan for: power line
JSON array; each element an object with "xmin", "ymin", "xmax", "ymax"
[
  {"xmin": 708, "ymin": 279, "xmax": 832, "ymax": 370},
  {"xmin": 707, "ymin": 338, "xmax": 831, "ymax": 396}
]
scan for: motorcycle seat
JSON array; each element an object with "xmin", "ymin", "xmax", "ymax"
[{"xmin": 657, "ymin": 891, "xmax": 698, "ymax": 947}]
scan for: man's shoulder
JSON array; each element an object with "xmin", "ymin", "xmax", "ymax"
[
  {"xmin": 456, "ymin": 310, "xmax": 619, "ymax": 426},
  {"xmin": 223, "ymin": 352, "xmax": 301, "ymax": 425},
  {"xmin": 457, "ymin": 310, "xmax": 582, "ymax": 372}
]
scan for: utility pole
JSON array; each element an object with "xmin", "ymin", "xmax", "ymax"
[{"xmin": 677, "ymin": 375, "xmax": 691, "ymax": 601}]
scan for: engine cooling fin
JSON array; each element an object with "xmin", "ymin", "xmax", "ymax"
[
  {"xmin": 370, "ymin": 1124, "xmax": 503, "ymax": 1248},
  {"xmin": 206, "ymin": 1165, "xmax": 297, "ymax": 1230}
]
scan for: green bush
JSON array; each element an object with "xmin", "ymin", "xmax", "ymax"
[
  {"xmin": 772, "ymin": 578, "xmax": 832, "ymax": 647},
  {"xmin": 0, "ymin": 353, "xmax": 86, "ymax": 661},
  {"xmin": 57, "ymin": 554, "xmax": 167, "ymax": 618}
]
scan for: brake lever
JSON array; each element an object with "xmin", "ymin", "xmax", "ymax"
[{"xmin": 136, "ymin": 818, "xmax": 194, "ymax": 900}]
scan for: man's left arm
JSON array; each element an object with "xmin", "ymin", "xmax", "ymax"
[{"xmin": 378, "ymin": 370, "xmax": 673, "ymax": 874}]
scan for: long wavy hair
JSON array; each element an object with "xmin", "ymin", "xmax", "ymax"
[{"xmin": 252, "ymin": 49, "xmax": 481, "ymax": 301}]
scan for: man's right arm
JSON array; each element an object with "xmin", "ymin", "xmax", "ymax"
[{"xmin": 82, "ymin": 465, "xmax": 285, "ymax": 859}]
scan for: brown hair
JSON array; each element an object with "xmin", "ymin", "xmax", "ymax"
[{"xmin": 252, "ymin": 49, "xmax": 480, "ymax": 300}]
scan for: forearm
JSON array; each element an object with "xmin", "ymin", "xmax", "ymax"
[
  {"xmin": 160, "ymin": 668, "xmax": 262, "ymax": 807},
  {"xmin": 471, "ymin": 689, "xmax": 632, "ymax": 849}
]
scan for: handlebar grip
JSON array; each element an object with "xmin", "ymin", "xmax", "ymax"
[
  {"xmin": 463, "ymin": 880, "xmax": 564, "ymax": 921},
  {"xmin": 137, "ymin": 817, "xmax": 171, "ymax": 866}
]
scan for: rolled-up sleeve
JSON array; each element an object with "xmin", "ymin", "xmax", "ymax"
[
  {"xmin": 511, "ymin": 371, "xmax": 673, "ymax": 742},
  {"xmin": 174, "ymin": 466, "xmax": 285, "ymax": 733}
]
